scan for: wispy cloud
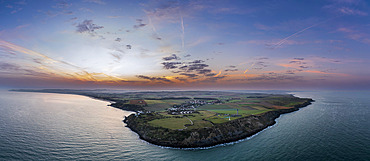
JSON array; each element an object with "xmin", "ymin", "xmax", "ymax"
[
  {"xmin": 336, "ymin": 27, "xmax": 370, "ymax": 44},
  {"xmin": 302, "ymin": 70, "xmax": 349, "ymax": 77},
  {"xmin": 83, "ymin": 0, "xmax": 105, "ymax": 5},
  {"xmin": 0, "ymin": 40, "xmax": 130, "ymax": 83},
  {"xmin": 338, "ymin": 7, "xmax": 368, "ymax": 15}
]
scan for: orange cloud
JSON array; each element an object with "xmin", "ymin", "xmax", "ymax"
[
  {"xmin": 214, "ymin": 70, "xmax": 222, "ymax": 77},
  {"xmin": 303, "ymin": 70, "xmax": 349, "ymax": 77}
]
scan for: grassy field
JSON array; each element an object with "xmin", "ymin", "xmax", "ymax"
[
  {"xmin": 149, "ymin": 117, "xmax": 191, "ymax": 130},
  {"xmin": 102, "ymin": 91, "xmax": 311, "ymax": 130},
  {"xmin": 146, "ymin": 108, "xmax": 277, "ymax": 129},
  {"xmin": 207, "ymin": 109, "xmax": 273, "ymax": 115},
  {"xmin": 148, "ymin": 111, "xmax": 216, "ymax": 130},
  {"xmin": 198, "ymin": 104, "xmax": 233, "ymax": 110}
]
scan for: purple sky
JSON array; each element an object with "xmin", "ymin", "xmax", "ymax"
[{"xmin": 0, "ymin": 0, "xmax": 369, "ymax": 90}]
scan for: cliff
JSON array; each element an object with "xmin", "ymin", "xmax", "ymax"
[{"xmin": 123, "ymin": 99, "xmax": 313, "ymax": 148}]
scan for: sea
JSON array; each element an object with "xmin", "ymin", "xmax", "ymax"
[{"xmin": 0, "ymin": 90, "xmax": 369, "ymax": 161}]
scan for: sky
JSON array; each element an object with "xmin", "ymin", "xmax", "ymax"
[{"xmin": 0, "ymin": 0, "xmax": 369, "ymax": 90}]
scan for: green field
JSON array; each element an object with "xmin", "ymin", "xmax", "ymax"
[
  {"xmin": 149, "ymin": 117, "xmax": 191, "ymax": 130},
  {"xmin": 208, "ymin": 109, "xmax": 273, "ymax": 115},
  {"xmin": 128, "ymin": 92, "xmax": 312, "ymax": 129},
  {"xmin": 148, "ymin": 111, "xmax": 216, "ymax": 130},
  {"xmin": 198, "ymin": 104, "xmax": 232, "ymax": 110}
]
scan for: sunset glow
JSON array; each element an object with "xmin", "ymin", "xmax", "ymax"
[{"xmin": 1, "ymin": 0, "xmax": 369, "ymax": 89}]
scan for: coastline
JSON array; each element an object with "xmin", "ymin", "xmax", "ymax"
[{"xmin": 123, "ymin": 100, "xmax": 313, "ymax": 148}]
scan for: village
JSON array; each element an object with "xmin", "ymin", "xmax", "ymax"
[
  {"xmin": 126, "ymin": 99, "xmax": 222, "ymax": 116},
  {"xmin": 167, "ymin": 99, "xmax": 221, "ymax": 115}
]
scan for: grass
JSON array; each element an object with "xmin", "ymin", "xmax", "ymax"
[
  {"xmin": 144, "ymin": 100, "xmax": 165, "ymax": 104},
  {"xmin": 238, "ymin": 104, "xmax": 269, "ymax": 110},
  {"xmin": 187, "ymin": 120, "xmax": 213, "ymax": 129},
  {"xmin": 162, "ymin": 99, "xmax": 191, "ymax": 104},
  {"xmin": 206, "ymin": 116, "xmax": 239, "ymax": 124},
  {"xmin": 148, "ymin": 117, "xmax": 191, "ymax": 130},
  {"xmin": 228, "ymin": 100, "xmax": 242, "ymax": 103},
  {"xmin": 148, "ymin": 111, "xmax": 217, "ymax": 130},
  {"xmin": 208, "ymin": 109, "xmax": 273, "ymax": 115},
  {"xmin": 128, "ymin": 92, "xmax": 311, "ymax": 129},
  {"xmin": 198, "ymin": 104, "xmax": 232, "ymax": 110}
]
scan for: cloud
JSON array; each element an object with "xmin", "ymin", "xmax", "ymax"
[
  {"xmin": 79, "ymin": 7, "xmax": 93, "ymax": 12},
  {"xmin": 184, "ymin": 54, "xmax": 191, "ymax": 57},
  {"xmin": 162, "ymin": 54, "xmax": 180, "ymax": 61},
  {"xmin": 151, "ymin": 33, "xmax": 162, "ymax": 40},
  {"xmin": 70, "ymin": 17, "xmax": 78, "ymax": 21},
  {"xmin": 254, "ymin": 23, "xmax": 271, "ymax": 31},
  {"xmin": 136, "ymin": 75, "xmax": 172, "ymax": 83},
  {"xmin": 161, "ymin": 62, "xmax": 181, "ymax": 69},
  {"xmin": 225, "ymin": 69, "xmax": 238, "ymax": 72},
  {"xmin": 336, "ymin": 27, "xmax": 370, "ymax": 44},
  {"xmin": 246, "ymin": 73, "xmax": 302, "ymax": 81},
  {"xmin": 54, "ymin": 1, "xmax": 71, "ymax": 9},
  {"xmin": 338, "ymin": 7, "xmax": 367, "ymax": 16},
  {"xmin": 205, "ymin": 73, "xmax": 217, "ymax": 77},
  {"xmin": 10, "ymin": 8, "xmax": 23, "ymax": 14},
  {"xmin": 331, "ymin": 0, "xmax": 361, "ymax": 4},
  {"xmin": 252, "ymin": 61, "xmax": 268, "ymax": 70},
  {"xmin": 180, "ymin": 73, "xmax": 198, "ymax": 78},
  {"xmin": 201, "ymin": 75, "xmax": 227, "ymax": 83},
  {"xmin": 289, "ymin": 60, "xmax": 302, "ymax": 64},
  {"xmin": 197, "ymin": 69, "xmax": 212, "ymax": 74},
  {"xmin": 83, "ymin": 0, "xmax": 105, "ymax": 5},
  {"xmin": 190, "ymin": 60, "xmax": 205, "ymax": 64},
  {"xmin": 286, "ymin": 70, "xmax": 296, "ymax": 74},
  {"xmin": 324, "ymin": 1, "xmax": 367, "ymax": 16},
  {"xmin": 294, "ymin": 58, "xmax": 304, "ymax": 60},
  {"xmin": 110, "ymin": 53, "xmax": 122, "ymax": 61},
  {"xmin": 0, "ymin": 39, "xmax": 132, "ymax": 83},
  {"xmin": 299, "ymin": 66, "xmax": 309, "ymax": 69},
  {"xmin": 76, "ymin": 20, "xmax": 104, "ymax": 35},
  {"xmin": 302, "ymin": 70, "xmax": 349, "ymax": 77},
  {"xmin": 187, "ymin": 36, "xmax": 212, "ymax": 47},
  {"xmin": 0, "ymin": 62, "xmax": 20, "ymax": 71},
  {"xmin": 134, "ymin": 19, "xmax": 147, "ymax": 29},
  {"xmin": 187, "ymin": 63, "xmax": 209, "ymax": 71},
  {"xmin": 225, "ymin": 65, "xmax": 238, "ymax": 72}
]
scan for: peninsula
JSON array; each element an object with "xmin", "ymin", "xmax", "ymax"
[{"xmin": 12, "ymin": 89, "xmax": 313, "ymax": 148}]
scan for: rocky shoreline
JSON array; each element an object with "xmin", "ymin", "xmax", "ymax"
[{"xmin": 123, "ymin": 100, "xmax": 313, "ymax": 148}]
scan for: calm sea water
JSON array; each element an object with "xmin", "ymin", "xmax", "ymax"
[{"xmin": 0, "ymin": 90, "xmax": 369, "ymax": 160}]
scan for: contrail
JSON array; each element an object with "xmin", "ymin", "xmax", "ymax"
[
  {"xmin": 272, "ymin": 16, "xmax": 341, "ymax": 48},
  {"xmin": 180, "ymin": 14, "xmax": 185, "ymax": 48},
  {"xmin": 0, "ymin": 39, "xmax": 127, "ymax": 82},
  {"xmin": 147, "ymin": 15, "xmax": 157, "ymax": 33},
  {"xmin": 0, "ymin": 40, "xmax": 57, "ymax": 63},
  {"xmin": 147, "ymin": 15, "xmax": 161, "ymax": 40},
  {"xmin": 244, "ymin": 62, "xmax": 256, "ymax": 74}
]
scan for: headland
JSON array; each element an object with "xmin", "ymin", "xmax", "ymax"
[{"xmin": 11, "ymin": 89, "xmax": 313, "ymax": 148}]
